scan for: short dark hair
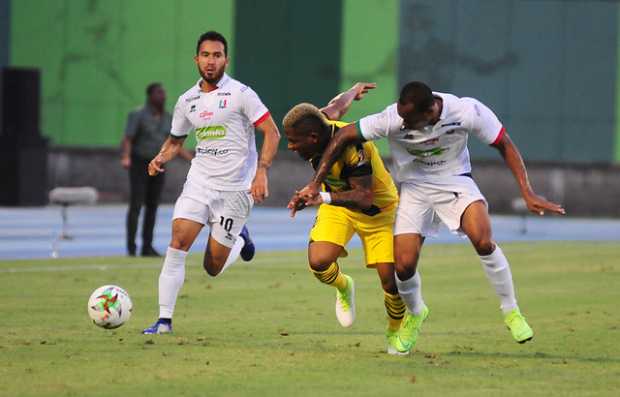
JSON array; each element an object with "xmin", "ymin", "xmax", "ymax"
[
  {"xmin": 146, "ymin": 82, "xmax": 162, "ymax": 96},
  {"xmin": 399, "ymin": 81, "xmax": 434, "ymax": 113},
  {"xmin": 196, "ymin": 31, "xmax": 228, "ymax": 56}
]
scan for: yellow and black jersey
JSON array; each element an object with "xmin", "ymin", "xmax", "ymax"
[{"xmin": 310, "ymin": 119, "xmax": 399, "ymax": 216}]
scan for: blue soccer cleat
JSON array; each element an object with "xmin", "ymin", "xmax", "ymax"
[
  {"xmin": 142, "ymin": 318, "xmax": 172, "ymax": 334},
  {"xmin": 239, "ymin": 225, "xmax": 255, "ymax": 261}
]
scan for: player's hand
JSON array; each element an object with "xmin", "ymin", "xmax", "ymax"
[
  {"xmin": 251, "ymin": 167, "xmax": 269, "ymax": 204},
  {"xmin": 287, "ymin": 191, "xmax": 307, "ymax": 218},
  {"xmin": 148, "ymin": 154, "xmax": 165, "ymax": 176},
  {"xmin": 121, "ymin": 155, "xmax": 131, "ymax": 170},
  {"xmin": 352, "ymin": 82, "xmax": 377, "ymax": 101},
  {"xmin": 297, "ymin": 181, "xmax": 321, "ymax": 202},
  {"xmin": 524, "ymin": 191, "xmax": 565, "ymax": 216}
]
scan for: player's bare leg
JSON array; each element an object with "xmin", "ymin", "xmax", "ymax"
[
  {"xmin": 460, "ymin": 200, "xmax": 533, "ymax": 343},
  {"xmin": 394, "ymin": 233, "xmax": 429, "ymax": 350},
  {"xmin": 308, "ymin": 241, "xmax": 355, "ymax": 327},
  {"xmin": 143, "ymin": 218, "xmax": 203, "ymax": 334},
  {"xmin": 376, "ymin": 263, "xmax": 409, "ymax": 354}
]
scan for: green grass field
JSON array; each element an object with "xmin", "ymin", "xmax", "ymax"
[{"xmin": 1, "ymin": 242, "xmax": 619, "ymax": 396}]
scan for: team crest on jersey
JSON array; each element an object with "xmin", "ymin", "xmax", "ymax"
[{"xmin": 219, "ymin": 99, "xmax": 228, "ymax": 109}]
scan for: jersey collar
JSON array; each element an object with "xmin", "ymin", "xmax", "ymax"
[{"xmin": 195, "ymin": 73, "xmax": 231, "ymax": 93}]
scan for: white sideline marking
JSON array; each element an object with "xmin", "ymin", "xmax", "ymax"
[{"xmin": 0, "ymin": 255, "xmax": 363, "ymax": 274}]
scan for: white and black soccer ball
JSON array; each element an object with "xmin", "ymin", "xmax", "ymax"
[{"xmin": 87, "ymin": 285, "xmax": 133, "ymax": 329}]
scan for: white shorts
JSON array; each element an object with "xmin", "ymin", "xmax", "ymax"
[
  {"xmin": 394, "ymin": 175, "xmax": 486, "ymax": 237},
  {"xmin": 172, "ymin": 181, "xmax": 254, "ymax": 247}
]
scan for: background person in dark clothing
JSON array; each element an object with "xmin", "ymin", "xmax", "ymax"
[{"xmin": 121, "ymin": 83, "xmax": 192, "ymax": 256}]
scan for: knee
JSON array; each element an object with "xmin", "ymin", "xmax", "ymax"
[
  {"xmin": 394, "ymin": 251, "xmax": 419, "ymax": 280},
  {"xmin": 472, "ymin": 237, "xmax": 495, "ymax": 256},
  {"xmin": 170, "ymin": 237, "xmax": 191, "ymax": 252},
  {"xmin": 308, "ymin": 253, "xmax": 334, "ymax": 273}
]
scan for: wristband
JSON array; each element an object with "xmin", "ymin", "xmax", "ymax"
[{"xmin": 319, "ymin": 191, "xmax": 332, "ymax": 204}]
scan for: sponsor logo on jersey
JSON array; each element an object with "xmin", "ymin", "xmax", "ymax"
[
  {"xmin": 217, "ymin": 92, "xmax": 231, "ymax": 96},
  {"xmin": 185, "ymin": 95, "xmax": 200, "ymax": 102},
  {"xmin": 440, "ymin": 121, "xmax": 462, "ymax": 127},
  {"xmin": 195, "ymin": 125, "xmax": 226, "ymax": 140},
  {"xmin": 219, "ymin": 99, "xmax": 228, "ymax": 109},
  {"xmin": 406, "ymin": 146, "xmax": 448, "ymax": 158},
  {"xmin": 190, "ymin": 105, "xmax": 197, "ymax": 113},
  {"xmin": 196, "ymin": 147, "xmax": 230, "ymax": 156},
  {"xmin": 200, "ymin": 110, "xmax": 214, "ymax": 120},
  {"xmin": 413, "ymin": 158, "xmax": 448, "ymax": 167}
]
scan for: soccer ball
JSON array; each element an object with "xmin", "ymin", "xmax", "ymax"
[{"xmin": 87, "ymin": 285, "xmax": 133, "ymax": 329}]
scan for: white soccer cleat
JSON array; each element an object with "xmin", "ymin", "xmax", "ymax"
[{"xmin": 335, "ymin": 275, "xmax": 356, "ymax": 327}]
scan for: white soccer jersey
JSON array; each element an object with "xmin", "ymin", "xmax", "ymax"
[
  {"xmin": 171, "ymin": 73, "xmax": 270, "ymax": 191},
  {"xmin": 358, "ymin": 92, "xmax": 504, "ymax": 182}
]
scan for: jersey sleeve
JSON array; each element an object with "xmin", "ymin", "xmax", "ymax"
[
  {"xmin": 170, "ymin": 97, "xmax": 192, "ymax": 137},
  {"xmin": 240, "ymin": 86, "xmax": 270, "ymax": 127},
  {"xmin": 467, "ymin": 98, "xmax": 505, "ymax": 145},
  {"xmin": 357, "ymin": 105, "xmax": 394, "ymax": 141},
  {"xmin": 124, "ymin": 110, "xmax": 140, "ymax": 139},
  {"xmin": 341, "ymin": 144, "xmax": 372, "ymax": 179}
]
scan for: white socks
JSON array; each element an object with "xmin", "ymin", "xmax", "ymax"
[
  {"xmin": 219, "ymin": 237, "xmax": 244, "ymax": 274},
  {"xmin": 158, "ymin": 247, "xmax": 187, "ymax": 319},
  {"xmin": 479, "ymin": 245, "xmax": 518, "ymax": 314},
  {"xmin": 395, "ymin": 271, "xmax": 425, "ymax": 315}
]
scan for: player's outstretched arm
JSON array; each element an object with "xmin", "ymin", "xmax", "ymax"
[
  {"xmin": 252, "ymin": 115, "xmax": 281, "ymax": 203},
  {"xmin": 320, "ymin": 82, "xmax": 376, "ymax": 121},
  {"xmin": 492, "ymin": 132, "xmax": 565, "ymax": 216},
  {"xmin": 148, "ymin": 135, "xmax": 186, "ymax": 176},
  {"xmin": 295, "ymin": 123, "xmax": 363, "ymax": 202}
]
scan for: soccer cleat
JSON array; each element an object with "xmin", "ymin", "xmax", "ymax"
[
  {"xmin": 142, "ymin": 318, "xmax": 172, "ymax": 334},
  {"xmin": 386, "ymin": 328, "xmax": 410, "ymax": 355},
  {"xmin": 239, "ymin": 225, "xmax": 255, "ymax": 261},
  {"xmin": 335, "ymin": 275, "xmax": 356, "ymax": 327},
  {"xmin": 400, "ymin": 305, "xmax": 429, "ymax": 351},
  {"xmin": 504, "ymin": 308, "xmax": 534, "ymax": 344}
]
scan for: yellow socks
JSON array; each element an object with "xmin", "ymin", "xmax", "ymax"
[
  {"xmin": 384, "ymin": 292, "xmax": 406, "ymax": 331},
  {"xmin": 311, "ymin": 262, "xmax": 348, "ymax": 291}
]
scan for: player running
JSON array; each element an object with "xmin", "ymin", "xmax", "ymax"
[
  {"xmin": 143, "ymin": 31, "xmax": 280, "ymax": 334},
  {"xmin": 292, "ymin": 81, "xmax": 565, "ymax": 349},
  {"xmin": 284, "ymin": 83, "xmax": 412, "ymax": 355}
]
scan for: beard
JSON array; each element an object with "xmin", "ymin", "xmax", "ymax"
[{"xmin": 200, "ymin": 65, "xmax": 226, "ymax": 85}]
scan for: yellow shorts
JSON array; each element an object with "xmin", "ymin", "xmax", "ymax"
[{"xmin": 309, "ymin": 203, "xmax": 396, "ymax": 267}]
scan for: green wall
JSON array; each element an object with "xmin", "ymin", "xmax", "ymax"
[
  {"xmin": 339, "ymin": 0, "xmax": 398, "ymax": 154},
  {"xmin": 10, "ymin": 0, "xmax": 234, "ymax": 147}
]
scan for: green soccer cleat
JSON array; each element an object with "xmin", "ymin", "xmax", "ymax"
[
  {"xmin": 335, "ymin": 275, "xmax": 356, "ymax": 327},
  {"xmin": 504, "ymin": 308, "xmax": 534, "ymax": 344},
  {"xmin": 386, "ymin": 328, "xmax": 410, "ymax": 356},
  {"xmin": 400, "ymin": 305, "xmax": 429, "ymax": 351}
]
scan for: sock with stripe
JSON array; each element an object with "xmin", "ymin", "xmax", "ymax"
[
  {"xmin": 384, "ymin": 292, "xmax": 406, "ymax": 331},
  {"xmin": 310, "ymin": 262, "xmax": 348, "ymax": 291}
]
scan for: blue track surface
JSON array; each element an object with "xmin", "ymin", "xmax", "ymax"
[{"xmin": 0, "ymin": 205, "xmax": 618, "ymax": 260}]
